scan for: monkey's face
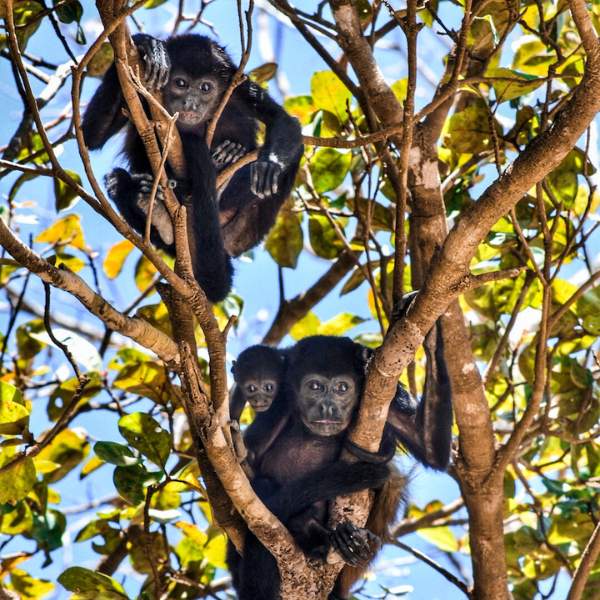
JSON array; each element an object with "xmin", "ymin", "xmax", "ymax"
[
  {"xmin": 241, "ymin": 377, "xmax": 279, "ymax": 412},
  {"xmin": 296, "ymin": 373, "xmax": 359, "ymax": 437},
  {"xmin": 163, "ymin": 70, "xmax": 222, "ymax": 130}
]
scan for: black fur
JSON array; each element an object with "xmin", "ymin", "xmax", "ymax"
[
  {"xmin": 228, "ymin": 337, "xmax": 400, "ymax": 600},
  {"xmin": 82, "ymin": 34, "xmax": 302, "ymax": 302}
]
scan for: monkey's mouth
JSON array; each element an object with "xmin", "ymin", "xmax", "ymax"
[
  {"xmin": 252, "ymin": 402, "xmax": 271, "ymax": 412},
  {"xmin": 178, "ymin": 111, "xmax": 203, "ymax": 126}
]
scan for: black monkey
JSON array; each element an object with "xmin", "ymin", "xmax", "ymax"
[
  {"xmin": 82, "ymin": 34, "xmax": 303, "ymax": 302},
  {"xmin": 227, "ymin": 324, "xmax": 452, "ymax": 599},
  {"xmin": 229, "ymin": 345, "xmax": 290, "ymax": 472},
  {"xmin": 227, "ymin": 337, "xmax": 413, "ymax": 600},
  {"xmin": 229, "ymin": 326, "xmax": 451, "ymax": 475}
]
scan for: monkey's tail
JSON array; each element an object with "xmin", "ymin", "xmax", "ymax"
[{"xmin": 267, "ymin": 461, "xmax": 391, "ymax": 521}]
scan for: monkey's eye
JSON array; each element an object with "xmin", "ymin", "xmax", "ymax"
[
  {"xmin": 264, "ymin": 383, "xmax": 274, "ymax": 393},
  {"xmin": 308, "ymin": 380, "xmax": 323, "ymax": 392},
  {"xmin": 200, "ymin": 81, "xmax": 213, "ymax": 93},
  {"xmin": 246, "ymin": 384, "xmax": 258, "ymax": 393},
  {"xmin": 174, "ymin": 78, "xmax": 188, "ymax": 89},
  {"xmin": 335, "ymin": 382, "xmax": 349, "ymax": 393}
]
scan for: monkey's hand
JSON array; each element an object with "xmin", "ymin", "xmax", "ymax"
[
  {"xmin": 132, "ymin": 33, "xmax": 170, "ymax": 90},
  {"xmin": 133, "ymin": 173, "xmax": 174, "ymax": 246},
  {"xmin": 212, "ymin": 140, "xmax": 246, "ymax": 168},
  {"xmin": 330, "ymin": 521, "xmax": 380, "ymax": 567},
  {"xmin": 250, "ymin": 160, "xmax": 282, "ymax": 199}
]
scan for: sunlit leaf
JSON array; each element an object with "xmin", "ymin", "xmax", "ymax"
[
  {"xmin": 319, "ymin": 313, "xmax": 366, "ymax": 336},
  {"xmin": 29, "ymin": 328, "xmax": 102, "ymax": 372},
  {"xmin": 309, "ymin": 148, "xmax": 352, "ymax": 194},
  {"xmin": 118, "ymin": 413, "xmax": 170, "ymax": 468},
  {"xmin": 308, "ymin": 214, "xmax": 345, "ymax": 259},
  {"xmin": 0, "ymin": 381, "xmax": 30, "ymax": 435},
  {"xmin": 289, "ymin": 311, "xmax": 320, "ymax": 340},
  {"xmin": 265, "ymin": 201, "xmax": 303, "ymax": 268},
  {"xmin": 35, "ymin": 214, "xmax": 86, "ymax": 250},
  {"xmin": 10, "ymin": 569, "xmax": 54, "ymax": 599},
  {"xmin": 94, "ymin": 441, "xmax": 138, "ymax": 466},
  {"xmin": 486, "ymin": 67, "xmax": 544, "ymax": 102},
  {"xmin": 249, "ymin": 62, "xmax": 277, "ymax": 83},
  {"xmin": 417, "ymin": 526, "xmax": 460, "ymax": 552},
  {"xmin": 58, "ymin": 567, "xmax": 127, "ymax": 599},
  {"xmin": 54, "ymin": 170, "xmax": 81, "ymax": 211},
  {"xmin": 0, "ymin": 449, "xmax": 36, "ymax": 505},
  {"xmin": 103, "ymin": 239, "xmax": 134, "ymax": 279},
  {"xmin": 36, "ymin": 428, "xmax": 89, "ymax": 482},
  {"xmin": 311, "ymin": 71, "xmax": 352, "ymax": 123},
  {"xmin": 284, "ymin": 95, "xmax": 316, "ymax": 125}
]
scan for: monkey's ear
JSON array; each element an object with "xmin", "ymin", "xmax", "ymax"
[{"xmin": 231, "ymin": 360, "xmax": 237, "ymax": 376}]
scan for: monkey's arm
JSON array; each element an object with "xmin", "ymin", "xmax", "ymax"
[
  {"xmin": 386, "ymin": 321, "xmax": 453, "ymax": 470},
  {"xmin": 238, "ymin": 80, "xmax": 303, "ymax": 188},
  {"xmin": 82, "ymin": 34, "xmax": 169, "ymax": 150}
]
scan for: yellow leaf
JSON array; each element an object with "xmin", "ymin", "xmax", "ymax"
[
  {"xmin": 103, "ymin": 239, "xmax": 134, "ymax": 279},
  {"xmin": 35, "ymin": 214, "xmax": 86, "ymax": 250}
]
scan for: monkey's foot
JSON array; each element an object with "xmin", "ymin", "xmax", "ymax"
[
  {"xmin": 250, "ymin": 160, "xmax": 282, "ymax": 199},
  {"xmin": 212, "ymin": 140, "xmax": 246, "ymax": 167},
  {"xmin": 330, "ymin": 521, "xmax": 380, "ymax": 567},
  {"xmin": 133, "ymin": 173, "xmax": 174, "ymax": 245},
  {"xmin": 133, "ymin": 33, "xmax": 170, "ymax": 89}
]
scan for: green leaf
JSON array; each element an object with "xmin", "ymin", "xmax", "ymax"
[
  {"xmin": 264, "ymin": 201, "xmax": 303, "ymax": 268},
  {"xmin": 309, "ymin": 148, "xmax": 352, "ymax": 194},
  {"xmin": 31, "ymin": 509, "xmax": 66, "ymax": 552},
  {"xmin": 58, "ymin": 567, "xmax": 128, "ymax": 599},
  {"xmin": 311, "ymin": 71, "xmax": 352, "ymax": 123},
  {"xmin": 113, "ymin": 463, "xmax": 159, "ymax": 505},
  {"xmin": 87, "ymin": 42, "xmax": 114, "ymax": 77},
  {"xmin": 113, "ymin": 361, "xmax": 170, "ymax": 404},
  {"xmin": 0, "ymin": 449, "xmax": 36, "ymax": 504},
  {"xmin": 94, "ymin": 441, "xmax": 138, "ymax": 466},
  {"xmin": 486, "ymin": 67, "xmax": 544, "ymax": 102},
  {"xmin": 204, "ymin": 532, "xmax": 227, "ymax": 569},
  {"xmin": 54, "ymin": 169, "xmax": 81, "ymax": 211},
  {"xmin": 0, "ymin": 381, "xmax": 30, "ymax": 435},
  {"xmin": 444, "ymin": 99, "xmax": 501, "ymax": 155},
  {"xmin": 118, "ymin": 413, "xmax": 170, "ymax": 468},
  {"xmin": 0, "ymin": 501, "xmax": 33, "ymax": 535},
  {"xmin": 284, "ymin": 95, "xmax": 316, "ymax": 125},
  {"xmin": 417, "ymin": 526, "xmax": 460, "ymax": 552},
  {"xmin": 53, "ymin": 0, "xmax": 82, "ymax": 24},
  {"xmin": 308, "ymin": 214, "xmax": 345, "ymax": 259}
]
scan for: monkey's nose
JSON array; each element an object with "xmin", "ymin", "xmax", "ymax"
[{"xmin": 320, "ymin": 402, "xmax": 336, "ymax": 419}]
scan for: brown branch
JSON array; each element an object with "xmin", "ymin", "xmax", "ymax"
[
  {"xmin": 0, "ymin": 220, "xmax": 179, "ymax": 363},
  {"xmin": 567, "ymin": 520, "xmax": 600, "ymax": 600}
]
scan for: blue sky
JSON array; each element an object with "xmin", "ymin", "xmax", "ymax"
[{"xmin": 1, "ymin": 0, "xmax": 595, "ymax": 597}]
